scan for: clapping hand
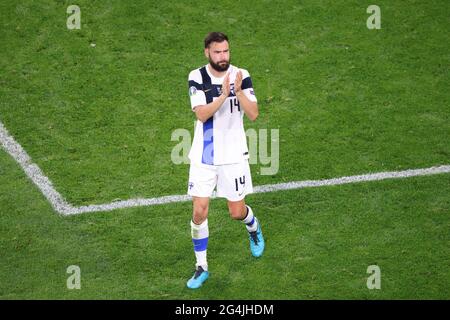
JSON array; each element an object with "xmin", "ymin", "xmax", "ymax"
[
  {"xmin": 221, "ymin": 72, "xmax": 231, "ymax": 97},
  {"xmin": 234, "ymin": 70, "xmax": 243, "ymax": 93}
]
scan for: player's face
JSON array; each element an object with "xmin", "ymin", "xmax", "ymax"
[{"xmin": 205, "ymin": 41, "xmax": 230, "ymax": 72}]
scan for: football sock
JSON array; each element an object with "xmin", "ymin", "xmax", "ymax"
[
  {"xmin": 191, "ymin": 219, "xmax": 209, "ymax": 271},
  {"xmin": 241, "ymin": 205, "xmax": 258, "ymax": 233}
]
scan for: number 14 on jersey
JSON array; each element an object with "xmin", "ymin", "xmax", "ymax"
[{"xmin": 230, "ymin": 97, "xmax": 241, "ymax": 113}]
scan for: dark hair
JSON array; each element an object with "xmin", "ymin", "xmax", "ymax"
[{"xmin": 204, "ymin": 32, "xmax": 229, "ymax": 48}]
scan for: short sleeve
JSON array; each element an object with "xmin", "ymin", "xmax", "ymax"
[
  {"xmin": 188, "ymin": 70, "xmax": 207, "ymax": 110},
  {"xmin": 240, "ymin": 69, "xmax": 257, "ymax": 103}
]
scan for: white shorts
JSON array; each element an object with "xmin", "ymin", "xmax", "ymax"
[{"xmin": 187, "ymin": 160, "xmax": 253, "ymax": 201}]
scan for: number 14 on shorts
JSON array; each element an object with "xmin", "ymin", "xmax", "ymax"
[{"xmin": 235, "ymin": 175, "xmax": 246, "ymax": 192}]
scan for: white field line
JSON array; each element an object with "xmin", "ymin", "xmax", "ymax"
[
  {"xmin": 0, "ymin": 121, "xmax": 74, "ymax": 214},
  {"xmin": 1, "ymin": 120, "xmax": 450, "ymax": 215}
]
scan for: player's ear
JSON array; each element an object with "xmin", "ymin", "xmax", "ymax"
[{"xmin": 204, "ymin": 47, "xmax": 209, "ymax": 59}]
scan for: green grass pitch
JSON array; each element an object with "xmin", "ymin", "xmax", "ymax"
[{"xmin": 0, "ymin": 0, "xmax": 449, "ymax": 299}]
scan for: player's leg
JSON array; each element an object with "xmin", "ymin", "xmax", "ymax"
[
  {"xmin": 217, "ymin": 160, "xmax": 265, "ymax": 257},
  {"xmin": 186, "ymin": 163, "xmax": 217, "ymax": 289},
  {"xmin": 227, "ymin": 199, "xmax": 247, "ymax": 220},
  {"xmin": 228, "ymin": 199, "xmax": 265, "ymax": 258},
  {"xmin": 191, "ymin": 196, "xmax": 209, "ymax": 271},
  {"xmin": 187, "ymin": 196, "xmax": 210, "ymax": 289}
]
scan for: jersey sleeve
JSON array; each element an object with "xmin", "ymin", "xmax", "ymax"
[
  {"xmin": 240, "ymin": 69, "xmax": 257, "ymax": 103},
  {"xmin": 188, "ymin": 70, "xmax": 207, "ymax": 110}
]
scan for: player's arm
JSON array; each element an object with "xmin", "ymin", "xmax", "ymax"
[
  {"xmin": 193, "ymin": 73, "xmax": 231, "ymax": 123},
  {"xmin": 234, "ymin": 70, "xmax": 259, "ymax": 121},
  {"xmin": 235, "ymin": 91, "xmax": 258, "ymax": 121},
  {"xmin": 193, "ymin": 94, "xmax": 227, "ymax": 123}
]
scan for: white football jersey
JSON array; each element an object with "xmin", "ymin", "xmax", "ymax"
[{"xmin": 188, "ymin": 64, "xmax": 258, "ymax": 166}]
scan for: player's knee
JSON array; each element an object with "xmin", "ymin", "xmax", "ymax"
[
  {"xmin": 229, "ymin": 207, "xmax": 245, "ymax": 220},
  {"xmin": 193, "ymin": 205, "xmax": 208, "ymax": 224}
]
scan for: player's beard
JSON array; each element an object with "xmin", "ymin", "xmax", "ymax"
[{"xmin": 209, "ymin": 56, "xmax": 230, "ymax": 72}]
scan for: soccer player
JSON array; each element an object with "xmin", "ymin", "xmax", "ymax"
[{"xmin": 186, "ymin": 32, "xmax": 265, "ymax": 289}]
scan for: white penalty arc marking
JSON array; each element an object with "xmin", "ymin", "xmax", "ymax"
[{"xmin": 1, "ymin": 119, "xmax": 450, "ymax": 216}]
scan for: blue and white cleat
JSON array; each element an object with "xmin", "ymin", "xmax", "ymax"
[
  {"xmin": 249, "ymin": 222, "xmax": 265, "ymax": 258},
  {"xmin": 186, "ymin": 266, "xmax": 209, "ymax": 289}
]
